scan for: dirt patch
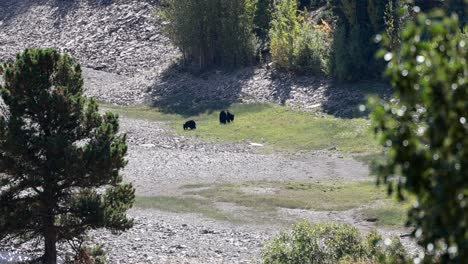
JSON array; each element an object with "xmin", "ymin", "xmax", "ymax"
[{"xmin": 240, "ymin": 187, "xmax": 278, "ymax": 195}]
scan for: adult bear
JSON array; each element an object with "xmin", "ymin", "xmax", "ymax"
[
  {"xmin": 183, "ymin": 120, "xmax": 196, "ymax": 130},
  {"xmin": 226, "ymin": 111, "xmax": 235, "ymax": 123},
  {"xmin": 219, "ymin": 110, "xmax": 227, "ymax": 124}
]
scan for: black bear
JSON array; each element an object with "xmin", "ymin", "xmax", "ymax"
[
  {"xmin": 226, "ymin": 111, "xmax": 235, "ymax": 123},
  {"xmin": 183, "ymin": 120, "xmax": 196, "ymax": 130},
  {"xmin": 219, "ymin": 110, "xmax": 227, "ymax": 124}
]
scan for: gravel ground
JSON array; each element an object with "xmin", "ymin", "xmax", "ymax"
[
  {"xmin": 0, "ymin": 1, "xmax": 410, "ymax": 263},
  {"xmin": 0, "ymin": 208, "xmax": 272, "ymax": 264},
  {"xmin": 0, "ymin": 207, "xmax": 415, "ymax": 264},
  {"xmin": 118, "ymin": 116, "xmax": 370, "ymax": 196},
  {"xmin": 87, "ymin": 207, "xmax": 417, "ymax": 264},
  {"xmin": 0, "ymin": 115, "xmax": 416, "ymax": 264},
  {"xmin": 88, "ymin": 208, "xmax": 272, "ymax": 264},
  {"xmin": 93, "ymin": 117, "xmax": 415, "ymax": 263}
]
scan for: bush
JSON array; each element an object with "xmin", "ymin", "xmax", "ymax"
[
  {"xmin": 70, "ymin": 245, "xmax": 107, "ymax": 264},
  {"xmin": 270, "ymin": 0, "xmax": 332, "ymax": 75},
  {"xmin": 364, "ymin": 230, "xmax": 409, "ymax": 264},
  {"xmin": 161, "ymin": 0, "xmax": 255, "ymax": 70},
  {"xmin": 329, "ymin": 0, "xmax": 400, "ymax": 81},
  {"xmin": 295, "ymin": 21, "xmax": 332, "ymax": 74},
  {"xmin": 261, "ymin": 221, "xmax": 411, "ymax": 264},
  {"xmin": 269, "ymin": 0, "xmax": 300, "ymax": 69},
  {"xmin": 90, "ymin": 245, "xmax": 107, "ymax": 264}
]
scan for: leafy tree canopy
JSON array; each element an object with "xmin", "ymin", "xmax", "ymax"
[{"xmin": 370, "ymin": 9, "xmax": 467, "ymax": 263}]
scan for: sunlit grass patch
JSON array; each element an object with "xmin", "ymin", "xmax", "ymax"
[
  {"xmin": 135, "ymin": 180, "xmax": 408, "ymax": 228},
  {"xmin": 359, "ymin": 202, "xmax": 410, "ymax": 227},
  {"xmin": 182, "ymin": 180, "xmax": 389, "ymax": 211},
  {"xmin": 135, "ymin": 196, "xmax": 238, "ymax": 222},
  {"xmin": 102, "ymin": 103, "xmax": 380, "ymax": 153}
]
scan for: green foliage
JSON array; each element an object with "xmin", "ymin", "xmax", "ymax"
[
  {"xmin": 295, "ymin": 21, "xmax": 332, "ymax": 74},
  {"xmin": 261, "ymin": 221, "xmax": 410, "ymax": 264},
  {"xmin": 161, "ymin": 0, "xmax": 255, "ymax": 70},
  {"xmin": 444, "ymin": 0, "xmax": 467, "ymax": 28},
  {"xmin": 253, "ymin": 0, "xmax": 274, "ymax": 45},
  {"xmin": 367, "ymin": 0, "xmax": 387, "ymax": 33},
  {"xmin": 90, "ymin": 245, "xmax": 107, "ymax": 264},
  {"xmin": 383, "ymin": 0, "xmax": 403, "ymax": 51},
  {"xmin": 370, "ymin": 10, "xmax": 467, "ymax": 263},
  {"xmin": 0, "ymin": 49, "xmax": 135, "ymax": 264},
  {"xmin": 363, "ymin": 230, "xmax": 409, "ymax": 264},
  {"xmin": 270, "ymin": 0, "xmax": 301, "ymax": 68},
  {"xmin": 69, "ymin": 244, "xmax": 107, "ymax": 264},
  {"xmin": 261, "ymin": 221, "xmax": 365, "ymax": 263},
  {"xmin": 270, "ymin": 0, "xmax": 332, "ymax": 74},
  {"xmin": 330, "ymin": 0, "xmax": 399, "ymax": 81}
]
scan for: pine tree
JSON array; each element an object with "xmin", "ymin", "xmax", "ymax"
[{"xmin": 0, "ymin": 48, "xmax": 135, "ymax": 264}]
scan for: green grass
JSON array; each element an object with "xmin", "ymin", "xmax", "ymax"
[
  {"xmin": 102, "ymin": 103, "xmax": 380, "ymax": 153},
  {"xmin": 179, "ymin": 183, "xmax": 212, "ymax": 189},
  {"xmin": 135, "ymin": 181, "xmax": 408, "ymax": 227},
  {"xmin": 135, "ymin": 196, "xmax": 238, "ymax": 222},
  {"xmin": 101, "ymin": 104, "xmax": 181, "ymax": 122},
  {"xmin": 183, "ymin": 180, "xmax": 389, "ymax": 211},
  {"xmin": 360, "ymin": 202, "xmax": 410, "ymax": 227},
  {"xmin": 353, "ymin": 152, "xmax": 387, "ymax": 166}
]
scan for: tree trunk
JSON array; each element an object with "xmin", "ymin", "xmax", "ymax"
[{"xmin": 43, "ymin": 225, "xmax": 57, "ymax": 264}]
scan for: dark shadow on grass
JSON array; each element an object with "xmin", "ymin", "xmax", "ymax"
[{"xmin": 148, "ymin": 63, "xmax": 255, "ymax": 117}]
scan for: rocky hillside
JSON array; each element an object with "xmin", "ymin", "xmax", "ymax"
[
  {"xmin": 0, "ymin": 0, "xmax": 177, "ymax": 74},
  {"xmin": 0, "ymin": 0, "xmax": 390, "ymax": 117}
]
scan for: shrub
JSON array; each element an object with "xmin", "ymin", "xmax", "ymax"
[
  {"xmin": 363, "ymin": 230, "xmax": 409, "ymax": 264},
  {"xmin": 295, "ymin": 21, "xmax": 332, "ymax": 74},
  {"xmin": 270, "ymin": 0, "xmax": 300, "ymax": 69},
  {"xmin": 161, "ymin": 0, "xmax": 255, "ymax": 70},
  {"xmin": 270, "ymin": 0, "xmax": 332, "ymax": 75},
  {"xmin": 90, "ymin": 245, "xmax": 107, "ymax": 264},
  {"xmin": 70, "ymin": 245, "xmax": 107, "ymax": 264},
  {"xmin": 329, "ymin": 0, "xmax": 401, "ymax": 81},
  {"xmin": 261, "ymin": 221, "xmax": 411, "ymax": 264}
]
